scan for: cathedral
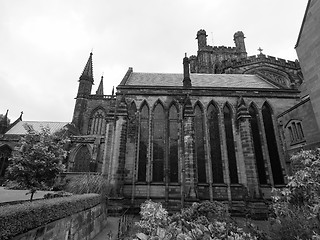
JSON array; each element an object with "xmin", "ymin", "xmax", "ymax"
[
  {"xmin": 68, "ymin": 29, "xmax": 304, "ymax": 208},
  {"xmin": 1, "ymin": 0, "xmax": 320, "ymax": 213}
]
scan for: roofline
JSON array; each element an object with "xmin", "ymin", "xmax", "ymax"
[
  {"xmin": 278, "ymin": 95, "xmax": 310, "ymax": 118},
  {"xmin": 117, "ymin": 85, "xmax": 298, "ymax": 92},
  {"xmin": 295, "ymin": 0, "xmax": 311, "ymax": 49},
  {"xmin": 119, "ymin": 67, "xmax": 133, "ymax": 85}
]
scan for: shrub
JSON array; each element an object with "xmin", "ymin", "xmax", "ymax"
[
  {"xmin": 269, "ymin": 149, "xmax": 320, "ymax": 240},
  {"xmin": 0, "ymin": 193, "xmax": 101, "ymax": 240},
  {"xmin": 65, "ymin": 173, "xmax": 108, "ymax": 195},
  {"xmin": 134, "ymin": 200, "xmax": 257, "ymax": 240}
]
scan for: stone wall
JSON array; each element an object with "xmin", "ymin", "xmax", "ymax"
[
  {"xmin": 296, "ymin": 0, "xmax": 320, "ymax": 130},
  {"xmin": 12, "ymin": 202, "xmax": 107, "ymax": 240}
]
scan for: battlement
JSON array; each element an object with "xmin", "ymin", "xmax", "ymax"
[
  {"xmin": 222, "ymin": 54, "xmax": 300, "ymax": 69},
  {"xmin": 199, "ymin": 45, "xmax": 237, "ymax": 53}
]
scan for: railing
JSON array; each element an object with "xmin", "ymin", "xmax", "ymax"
[{"xmin": 117, "ymin": 207, "xmax": 135, "ymax": 239}]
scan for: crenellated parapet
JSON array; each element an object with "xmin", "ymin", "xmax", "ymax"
[{"xmin": 221, "ymin": 54, "xmax": 300, "ymax": 70}]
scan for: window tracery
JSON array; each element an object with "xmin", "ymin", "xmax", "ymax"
[{"xmin": 88, "ymin": 108, "xmax": 106, "ymax": 135}]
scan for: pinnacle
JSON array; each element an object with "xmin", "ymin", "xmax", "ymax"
[
  {"xmin": 80, "ymin": 52, "xmax": 94, "ymax": 82},
  {"xmin": 96, "ymin": 76, "xmax": 104, "ymax": 95}
]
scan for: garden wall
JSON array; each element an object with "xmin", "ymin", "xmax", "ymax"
[{"xmin": 0, "ymin": 194, "xmax": 107, "ymax": 240}]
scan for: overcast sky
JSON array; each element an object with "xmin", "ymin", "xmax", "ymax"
[{"xmin": 0, "ymin": 0, "xmax": 307, "ymax": 122}]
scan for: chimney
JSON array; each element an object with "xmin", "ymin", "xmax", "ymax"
[{"xmin": 183, "ymin": 53, "xmax": 192, "ymax": 88}]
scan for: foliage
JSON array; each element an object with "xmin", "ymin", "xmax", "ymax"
[
  {"xmin": 269, "ymin": 149, "xmax": 320, "ymax": 240},
  {"xmin": 134, "ymin": 200, "xmax": 257, "ymax": 240},
  {"xmin": 65, "ymin": 173, "xmax": 108, "ymax": 195},
  {"xmin": 5, "ymin": 125, "xmax": 68, "ymax": 200},
  {"xmin": 0, "ymin": 193, "xmax": 101, "ymax": 240},
  {"xmin": 135, "ymin": 200, "xmax": 169, "ymax": 237}
]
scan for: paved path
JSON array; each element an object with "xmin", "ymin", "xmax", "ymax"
[
  {"xmin": 93, "ymin": 217, "xmax": 120, "ymax": 240},
  {"xmin": 0, "ymin": 187, "xmax": 53, "ymax": 203}
]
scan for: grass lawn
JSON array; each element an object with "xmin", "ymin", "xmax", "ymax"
[{"xmin": 0, "ymin": 187, "xmax": 53, "ymax": 203}]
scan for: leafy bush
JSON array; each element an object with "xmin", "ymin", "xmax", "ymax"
[
  {"xmin": 0, "ymin": 193, "xmax": 101, "ymax": 240},
  {"xmin": 269, "ymin": 149, "xmax": 320, "ymax": 240},
  {"xmin": 134, "ymin": 200, "xmax": 257, "ymax": 240},
  {"xmin": 65, "ymin": 173, "xmax": 108, "ymax": 195}
]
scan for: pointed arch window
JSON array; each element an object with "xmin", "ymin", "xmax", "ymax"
[
  {"xmin": 138, "ymin": 104, "xmax": 149, "ymax": 182},
  {"xmin": 128, "ymin": 102, "xmax": 138, "ymax": 141},
  {"xmin": 249, "ymin": 105, "xmax": 267, "ymax": 184},
  {"xmin": 169, "ymin": 105, "xmax": 179, "ymax": 183},
  {"xmin": 88, "ymin": 108, "xmax": 106, "ymax": 135},
  {"xmin": 208, "ymin": 103, "xmax": 224, "ymax": 183},
  {"xmin": 194, "ymin": 104, "xmax": 206, "ymax": 183},
  {"xmin": 286, "ymin": 120, "xmax": 305, "ymax": 145},
  {"xmin": 224, "ymin": 104, "xmax": 238, "ymax": 184},
  {"xmin": 152, "ymin": 103, "xmax": 165, "ymax": 182},
  {"xmin": 262, "ymin": 103, "xmax": 284, "ymax": 185},
  {"xmin": 73, "ymin": 145, "xmax": 94, "ymax": 172}
]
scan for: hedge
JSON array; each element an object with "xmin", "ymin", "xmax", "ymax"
[{"xmin": 0, "ymin": 193, "xmax": 102, "ymax": 240}]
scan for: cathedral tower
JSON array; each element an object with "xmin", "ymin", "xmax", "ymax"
[
  {"xmin": 72, "ymin": 52, "xmax": 94, "ymax": 133},
  {"xmin": 233, "ymin": 31, "xmax": 247, "ymax": 58},
  {"xmin": 196, "ymin": 29, "xmax": 207, "ymax": 49}
]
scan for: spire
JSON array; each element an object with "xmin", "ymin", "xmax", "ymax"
[
  {"xmin": 96, "ymin": 75, "xmax": 104, "ymax": 95},
  {"xmin": 112, "ymin": 86, "xmax": 114, "ymax": 96},
  {"xmin": 80, "ymin": 52, "xmax": 94, "ymax": 82}
]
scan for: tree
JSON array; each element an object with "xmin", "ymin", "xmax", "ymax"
[{"xmin": 5, "ymin": 125, "xmax": 67, "ymax": 201}]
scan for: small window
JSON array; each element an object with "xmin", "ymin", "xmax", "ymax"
[{"xmin": 286, "ymin": 120, "xmax": 305, "ymax": 145}]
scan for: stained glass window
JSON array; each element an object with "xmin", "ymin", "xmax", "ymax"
[
  {"xmin": 262, "ymin": 103, "xmax": 284, "ymax": 185},
  {"xmin": 208, "ymin": 103, "xmax": 224, "ymax": 183},
  {"xmin": 152, "ymin": 103, "xmax": 165, "ymax": 182},
  {"xmin": 224, "ymin": 104, "xmax": 238, "ymax": 184},
  {"xmin": 88, "ymin": 109, "xmax": 106, "ymax": 135},
  {"xmin": 194, "ymin": 104, "xmax": 206, "ymax": 183},
  {"xmin": 138, "ymin": 104, "xmax": 149, "ymax": 182},
  {"xmin": 249, "ymin": 105, "xmax": 267, "ymax": 184},
  {"xmin": 169, "ymin": 105, "xmax": 179, "ymax": 183}
]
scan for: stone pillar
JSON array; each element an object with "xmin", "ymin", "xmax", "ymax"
[
  {"xmin": 109, "ymin": 97, "xmax": 128, "ymax": 196},
  {"xmin": 102, "ymin": 112, "xmax": 115, "ymax": 179},
  {"xmin": 183, "ymin": 98, "xmax": 197, "ymax": 200},
  {"xmin": 237, "ymin": 98, "xmax": 260, "ymax": 198}
]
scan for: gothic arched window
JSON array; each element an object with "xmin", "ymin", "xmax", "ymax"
[
  {"xmin": 249, "ymin": 105, "xmax": 267, "ymax": 184},
  {"xmin": 169, "ymin": 105, "xmax": 179, "ymax": 183},
  {"xmin": 224, "ymin": 104, "xmax": 238, "ymax": 184},
  {"xmin": 208, "ymin": 103, "xmax": 224, "ymax": 183},
  {"xmin": 73, "ymin": 145, "xmax": 93, "ymax": 172},
  {"xmin": 194, "ymin": 104, "xmax": 206, "ymax": 183},
  {"xmin": 138, "ymin": 103, "xmax": 149, "ymax": 182},
  {"xmin": 286, "ymin": 120, "xmax": 305, "ymax": 145},
  {"xmin": 152, "ymin": 103, "xmax": 165, "ymax": 182},
  {"xmin": 88, "ymin": 108, "xmax": 106, "ymax": 135},
  {"xmin": 262, "ymin": 103, "xmax": 284, "ymax": 185},
  {"xmin": 128, "ymin": 102, "xmax": 138, "ymax": 141}
]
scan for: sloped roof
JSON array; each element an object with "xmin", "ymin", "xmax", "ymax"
[
  {"xmin": 124, "ymin": 72, "xmax": 277, "ymax": 89},
  {"xmin": 5, "ymin": 121, "xmax": 69, "ymax": 135}
]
